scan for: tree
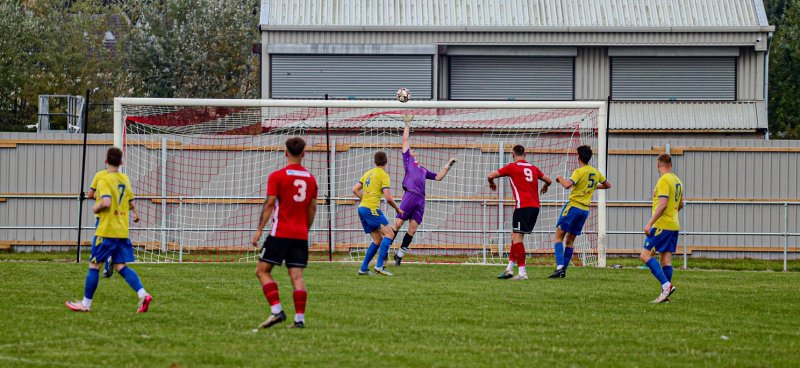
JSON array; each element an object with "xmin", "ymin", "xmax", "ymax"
[
  {"xmin": 121, "ymin": 0, "xmax": 260, "ymax": 99},
  {"xmin": 768, "ymin": 0, "xmax": 800, "ymax": 138}
]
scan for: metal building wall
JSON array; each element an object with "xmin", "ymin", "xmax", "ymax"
[
  {"xmin": 737, "ymin": 47, "xmax": 766, "ymax": 101},
  {"xmin": 575, "ymin": 47, "xmax": 610, "ymax": 100}
]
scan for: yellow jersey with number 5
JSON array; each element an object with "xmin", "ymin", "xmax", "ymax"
[
  {"xmin": 652, "ymin": 172, "xmax": 683, "ymax": 231},
  {"xmin": 95, "ymin": 172, "xmax": 135, "ymax": 238},
  {"xmin": 568, "ymin": 165, "xmax": 606, "ymax": 210}
]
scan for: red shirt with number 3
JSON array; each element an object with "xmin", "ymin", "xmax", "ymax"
[
  {"xmin": 267, "ymin": 164, "xmax": 318, "ymax": 240},
  {"xmin": 497, "ymin": 160, "xmax": 544, "ymax": 209}
]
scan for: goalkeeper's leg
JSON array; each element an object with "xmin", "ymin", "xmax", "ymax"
[{"xmin": 395, "ymin": 219, "xmax": 418, "ymax": 265}]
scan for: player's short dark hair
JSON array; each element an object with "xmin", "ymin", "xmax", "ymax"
[
  {"xmin": 512, "ymin": 145, "xmax": 525, "ymax": 157},
  {"xmin": 658, "ymin": 153, "xmax": 672, "ymax": 166},
  {"xmin": 374, "ymin": 151, "xmax": 388, "ymax": 166},
  {"xmin": 285, "ymin": 137, "xmax": 306, "ymax": 157},
  {"xmin": 577, "ymin": 145, "xmax": 593, "ymax": 164},
  {"xmin": 106, "ymin": 147, "xmax": 123, "ymax": 166}
]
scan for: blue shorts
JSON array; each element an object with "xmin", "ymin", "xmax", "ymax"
[
  {"xmin": 90, "ymin": 237, "xmax": 136, "ymax": 264},
  {"xmin": 556, "ymin": 203, "xmax": 590, "ymax": 236},
  {"xmin": 643, "ymin": 228, "xmax": 680, "ymax": 253},
  {"xmin": 358, "ymin": 207, "xmax": 389, "ymax": 234}
]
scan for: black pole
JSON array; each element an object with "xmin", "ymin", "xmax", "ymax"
[
  {"xmin": 76, "ymin": 89, "xmax": 91, "ymax": 262},
  {"xmin": 324, "ymin": 94, "xmax": 333, "ymax": 262}
]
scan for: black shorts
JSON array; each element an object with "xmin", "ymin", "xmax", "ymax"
[
  {"xmin": 259, "ymin": 236, "xmax": 309, "ymax": 268},
  {"xmin": 512, "ymin": 207, "xmax": 540, "ymax": 234}
]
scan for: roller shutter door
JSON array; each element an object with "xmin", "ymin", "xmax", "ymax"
[
  {"xmin": 612, "ymin": 57, "xmax": 736, "ymax": 100},
  {"xmin": 271, "ymin": 55, "xmax": 432, "ymax": 99},
  {"xmin": 449, "ymin": 57, "xmax": 574, "ymax": 100}
]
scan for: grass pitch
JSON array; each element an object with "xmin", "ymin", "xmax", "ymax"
[{"xmin": 1, "ymin": 261, "xmax": 799, "ymax": 367}]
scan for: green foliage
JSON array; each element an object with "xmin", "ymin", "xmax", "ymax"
[
  {"xmin": 769, "ymin": 0, "xmax": 800, "ymax": 139},
  {"xmin": 0, "ymin": 0, "xmax": 259, "ymax": 132},
  {"xmin": 0, "ymin": 262, "xmax": 799, "ymax": 367}
]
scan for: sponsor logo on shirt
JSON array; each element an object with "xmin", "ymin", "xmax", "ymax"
[{"xmin": 287, "ymin": 170, "xmax": 311, "ymax": 177}]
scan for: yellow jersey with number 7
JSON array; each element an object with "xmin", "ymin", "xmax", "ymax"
[
  {"xmin": 95, "ymin": 172, "xmax": 135, "ymax": 238},
  {"xmin": 652, "ymin": 172, "xmax": 683, "ymax": 231}
]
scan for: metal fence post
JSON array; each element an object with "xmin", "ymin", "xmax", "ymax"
[
  {"xmin": 161, "ymin": 138, "xmax": 168, "ymax": 252},
  {"xmin": 329, "ymin": 139, "xmax": 337, "ymax": 256},
  {"xmin": 482, "ymin": 200, "xmax": 488, "ymax": 264},
  {"xmin": 682, "ymin": 202, "xmax": 688, "ymax": 270},
  {"xmin": 497, "ymin": 141, "xmax": 505, "ymax": 257},
  {"xmin": 178, "ymin": 197, "xmax": 184, "ymax": 263},
  {"xmin": 784, "ymin": 202, "xmax": 789, "ymax": 272}
]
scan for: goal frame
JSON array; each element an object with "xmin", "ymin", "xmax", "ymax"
[{"xmin": 113, "ymin": 98, "xmax": 609, "ymax": 267}]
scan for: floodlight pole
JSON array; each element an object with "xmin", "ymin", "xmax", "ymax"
[{"xmin": 76, "ymin": 89, "xmax": 91, "ymax": 262}]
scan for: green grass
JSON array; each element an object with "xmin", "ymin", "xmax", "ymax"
[{"xmin": 1, "ymin": 262, "xmax": 800, "ymax": 367}]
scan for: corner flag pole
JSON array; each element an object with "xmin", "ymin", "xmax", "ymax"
[{"xmin": 76, "ymin": 89, "xmax": 91, "ymax": 262}]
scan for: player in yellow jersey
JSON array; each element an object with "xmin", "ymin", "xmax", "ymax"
[
  {"xmin": 88, "ymin": 169, "xmax": 115, "ymax": 278},
  {"xmin": 548, "ymin": 145, "xmax": 611, "ymax": 279},
  {"xmin": 66, "ymin": 147, "xmax": 152, "ymax": 313},
  {"xmin": 640, "ymin": 153, "xmax": 683, "ymax": 303},
  {"xmin": 353, "ymin": 151, "xmax": 403, "ymax": 276}
]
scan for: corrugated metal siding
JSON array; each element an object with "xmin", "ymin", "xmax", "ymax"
[
  {"xmin": 2, "ymin": 133, "xmax": 798, "ymax": 256},
  {"xmin": 737, "ymin": 47, "xmax": 765, "ymax": 100},
  {"xmin": 261, "ymin": 0, "xmax": 765, "ymax": 29},
  {"xmin": 612, "ymin": 57, "xmax": 736, "ymax": 100},
  {"xmin": 271, "ymin": 55, "xmax": 433, "ymax": 99},
  {"xmin": 264, "ymin": 31, "xmax": 769, "ymax": 47},
  {"xmin": 575, "ymin": 47, "xmax": 609, "ymax": 100},
  {"xmin": 449, "ymin": 56, "xmax": 573, "ymax": 100},
  {"xmin": 610, "ymin": 101, "xmax": 765, "ymax": 130}
]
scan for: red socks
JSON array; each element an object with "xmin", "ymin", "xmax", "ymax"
[
  {"xmin": 293, "ymin": 290, "xmax": 307, "ymax": 315},
  {"xmin": 511, "ymin": 242, "xmax": 526, "ymax": 266},
  {"xmin": 262, "ymin": 281, "xmax": 280, "ymax": 306}
]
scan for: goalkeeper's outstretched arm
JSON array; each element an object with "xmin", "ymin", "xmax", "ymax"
[
  {"xmin": 435, "ymin": 158, "xmax": 457, "ymax": 181},
  {"xmin": 402, "ymin": 115, "xmax": 412, "ymax": 153}
]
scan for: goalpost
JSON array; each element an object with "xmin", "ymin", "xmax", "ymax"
[{"xmin": 113, "ymin": 98, "xmax": 607, "ymax": 267}]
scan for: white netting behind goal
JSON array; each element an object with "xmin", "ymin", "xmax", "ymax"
[{"xmin": 117, "ymin": 100, "xmax": 603, "ymax": 266}]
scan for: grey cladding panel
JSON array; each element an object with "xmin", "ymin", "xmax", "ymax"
[
  {"xmin": 612, "ymin": 57, "xmax": 736, "ymax": 100},
  {"xmin": 449, "ymin": 57, "xmax": 574, "ymax": 100},
  {"xmin": 271, "ymin": 55, "xmax": 432, "ymax": 99}
]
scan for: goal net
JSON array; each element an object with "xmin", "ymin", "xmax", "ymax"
[{"xmin": 114, "ymin": 99, "xmax": 607, "ymax": 266}]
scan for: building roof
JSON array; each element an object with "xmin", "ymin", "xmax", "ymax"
[
  {"xmin": 260, "ymin": 0, "xmax": 772, "ymax": 32},
  {"xmin": 609, "ymin": 101, "xmax": 767, "ymax": 131}
]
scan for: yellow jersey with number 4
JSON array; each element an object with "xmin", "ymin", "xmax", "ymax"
[
  {"xmin": 95, "ymin": 172, "xmax": 135, "ymax": 238},
  {"xmin": 568, "ymin": 165, "xmax": 606, "ymax": 210},
  {"xmin": 358, "ymin": 167, "xmax": 390, "ymax": 211},
  {"xmin": 652, "ymin": 173, "xmax": 683, "ymax": 231}
]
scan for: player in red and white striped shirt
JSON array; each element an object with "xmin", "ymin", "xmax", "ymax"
[
  {"xmin": 487, "ymin": 144, "xmax": 553, "ymax": 280},
  {"xmin": 252, "ymin": 137, "xmax": 318, "ymax": 329}
]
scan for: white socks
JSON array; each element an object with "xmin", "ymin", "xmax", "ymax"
[
  {"xmin": 662, "ymin": 282, "xmax": 672, "ymax": 290},
  {"xmin": 295, "ymin": 313, "xmax": 305, "ymax": 323},
  {"xmin": 137, "ymin": 289, "xmax": 148, "ymax": 298},
  {"xmin": 506, "ymin": 261, "xmax": 515, "ymax": 272},
  {"xmin": 397, "ymin": 248, "xmax": 406, "ymax": 258},
  {"xmin": 82, "ymin": 297, "xmax": 93, "ymax": 309},
  {"xmin": 518, "ymin": 266, "xmax": 527, "ymax": 276},
  {"xmin": 271, "ymin": 304, "xmax": 283, "ymax": 315}
]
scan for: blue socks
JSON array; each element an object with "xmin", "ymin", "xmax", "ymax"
[
  {"xmin": 554, "ymin": 242, "xmax": 564, "ymax": 267},
  {"xmin": 118, "ymin": 266, "xmax": 144, "ymax": 293},
  {"xmin": 645, "ymin": 258, "xmax": 669, "ymax": 286},
  {"xmin": 84, "ymin": 268, "xmax": 100, "ymax": 300},
  {"xmin": 562, "ymin": 247, "xmax": 575, "ymax": 270},
  {"xmin": 376, "ymin": 237, "xmax": 392, "ymax": 269},
  {"xmin": 663, "ymin": 265, "xmax": 674, "ymax": 282},
  {"xmin": 360, "ymin": 243, "xmax": 378, "ymax": 272}
]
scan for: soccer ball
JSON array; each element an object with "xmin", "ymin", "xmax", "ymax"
[{"xmin": 396, "ymin": 88, "xmax": 411, "ymax": 103}]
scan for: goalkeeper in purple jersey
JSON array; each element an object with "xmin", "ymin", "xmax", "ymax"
[{"xmin": 391, "ymin": 115, "xmax": 457, "ymax": 265}]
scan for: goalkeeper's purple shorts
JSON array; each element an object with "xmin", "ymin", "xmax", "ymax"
[{"xmin": 397, "ymin": 191, "xmax": 426, "ymax": 224}]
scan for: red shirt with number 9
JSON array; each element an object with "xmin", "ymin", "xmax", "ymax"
[
  {"xmin": 497, "ymin": 159, "xmax": 544, "ymax": 209},
  {"xmin": 266, "ymin": 164, "xmax": 318, "ymax": 240}
]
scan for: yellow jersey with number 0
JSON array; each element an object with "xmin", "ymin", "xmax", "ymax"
[{"xmin": 652, "ymin": 172, "xmax": 683, "ymax": 231}]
